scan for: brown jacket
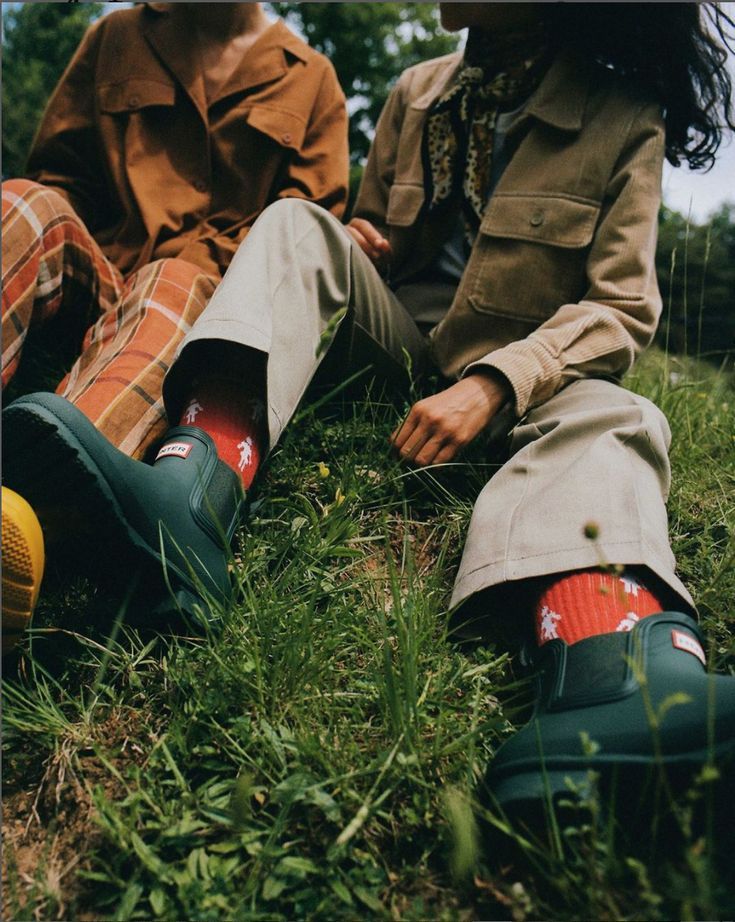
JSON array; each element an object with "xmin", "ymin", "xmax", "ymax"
[
  {"xmin": 354, "ymin": 52, "xmax": 665, "ymax": 416},
  {"xmin": 27, "ymin": 4, "xmax": 348, "ymax": 280}
]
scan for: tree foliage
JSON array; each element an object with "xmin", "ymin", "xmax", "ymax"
[
  {"xmin": 270, "ymin": 2, "xmax": 459, "ymax": 166},
  {"xmin": 1, "ymin": 2, "xmax": 103, "ymax": 179},
  {"xmin": 656, "ymin": 204, "xmax": 735, "ymax": 360}
]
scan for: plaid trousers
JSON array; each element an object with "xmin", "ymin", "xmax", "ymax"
[{"xmin": 1, "ymin": 180, "xmax": 216, "ymax": 458}]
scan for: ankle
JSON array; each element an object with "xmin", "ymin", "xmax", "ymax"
[
  {"xmin": 171, "ymin": 376, "xmax": 267, "ymax": 488},
  {"xmin": 535, "ymin": 568, "xmax": 664, "ymax": 646}
]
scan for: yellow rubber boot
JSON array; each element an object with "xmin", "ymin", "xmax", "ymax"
[{"xmin": 2, "ymin": 488, "xmax": 45, "ymax": 653}]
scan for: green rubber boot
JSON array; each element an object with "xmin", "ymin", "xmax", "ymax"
[
  {"xmin": 2, "ymin": 393, "xmax": 245, "ymax": 626},
  {"xmin": 483, "ymin": 612, "xmax": 735, "ymax": 825}
]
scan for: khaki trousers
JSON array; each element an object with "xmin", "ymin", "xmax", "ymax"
[{"xmin": 163, "ymin": 200, "xmax": 694, "ymax": 622}]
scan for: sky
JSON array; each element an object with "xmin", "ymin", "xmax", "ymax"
[
  {"xmin": 662, "ymin": 145, "xmax": 734, "ymax": 222},
  {"xmin": 660, "ymin": 1, "xmax": 735, "ymax": 221}
]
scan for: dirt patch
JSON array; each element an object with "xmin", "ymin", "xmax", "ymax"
[{"xmin": 2, "ymin": 709, "xmax": 155, "ymax": 920}]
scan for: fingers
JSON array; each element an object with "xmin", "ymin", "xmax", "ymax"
[
  {"xmin": 412, "ymin": 433, "xmax": 458, "ymax": 467},
  {"xmin": 346, "ymin": 218, "xmax": 392, "ymax": 264},
  {"xmin": 391, "ymin": 376, "xmax": 512, "ymax": 468},
  {"xmin": 391, "ymin": 402, "xmax": 461, "ymax": 467},
  {"xmin": 345, "ymin": 224, "xmax": 373, "ymax": 258},
  {"xmin": 398, "ymin": 426, "xmax": 459, "ymax": 467},
  {"xmin": 391, "ymin": 410, "xmax": 418, "ymax": 454}
]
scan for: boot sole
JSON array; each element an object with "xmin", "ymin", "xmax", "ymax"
[
  {"xmin": 2, "ymin": 398, "xmax": 198, "ymax": 620},
  {"xmin": 2, "ymin": 489, "xmax": 45, "ymax": 653},
  {"xmin": 485, "ymin": 742, "xmax": 735, "ymax": 833}
]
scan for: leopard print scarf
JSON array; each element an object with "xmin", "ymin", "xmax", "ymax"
[{"xmin": 423, "ymin": 26, "xmax": 551, "ymax": 245}]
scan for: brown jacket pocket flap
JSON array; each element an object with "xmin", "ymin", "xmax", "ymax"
[
  {"xmin": 244, "ymin": 105, "xmax": 307, "ymax": 150},
  {"xmin": 480, "ymin": 194, "xmax": 600, "ymax": 248},
  {"xmin": 98, "ymin": 79, "xmax": 176, "ymax": 113},
  {"xmin": 386, "ymin": 183, "xmax": 425, "ymax": 228}
]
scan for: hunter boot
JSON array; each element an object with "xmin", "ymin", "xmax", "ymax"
[
  {"xmin": 2, "ymin": 488, "xmax": 45, "ymax": 653},
  {"xmin": 2, "ymin": 393, "xmax": 244, "ymax": 625},
  {"xmin": 483, "ymin": 612, "xmax": 735, "ymax": 825}
]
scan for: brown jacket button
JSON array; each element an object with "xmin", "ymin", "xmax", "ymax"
[
  {"xmin": 193, "ymin": 179, "xmax": 207, "ymax": 193},
  {"xmin": 282, "ymin": 132, "xmax": 292, "ymax": 144},
  {"xmin": 530, "ymin": 209, "xmax": 545, "ymax": 227},
  {"xmin": 128, "ymin": 95, "xmax": 140, "ymax": 108}
]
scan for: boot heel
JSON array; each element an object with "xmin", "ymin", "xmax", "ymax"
[
  {"xmin": 490, "ymin": 768, "xmax": 593, "ymax": 809},
  {"xmin": 147, "ymin": 586, "xmax": 217, "ymax": 631}
]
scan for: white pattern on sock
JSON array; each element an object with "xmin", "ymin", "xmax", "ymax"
[
  {"xmin": 539, "ymin": 605, "xmax": 562, "ymax": 640},
  {"xmin": 616, "ymin": 611, "xmax": 640, "ymax": 632}
]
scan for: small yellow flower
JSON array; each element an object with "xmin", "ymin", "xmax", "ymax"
[
  {"xmin": 318, "ymin": 461, "xmax": 330, "ymax": 479},
  {"xmin": 334, "ymin": 487, "xmax": 346, "ymax": 507}
]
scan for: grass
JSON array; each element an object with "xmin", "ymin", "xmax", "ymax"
[{"xmin": 2, "ymin": 346, "xmax": 734, "ymax": 921}]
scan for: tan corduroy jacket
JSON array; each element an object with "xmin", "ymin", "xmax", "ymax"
[
  {"xmin": 353, "ymin": 52, "xmax": 665, "ymax": 416},
  {"xmin": 26, "ymin": 4, "xmax": 348, "ymax": 281}
]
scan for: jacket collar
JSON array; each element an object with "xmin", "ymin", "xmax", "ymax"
[
  {"xmin": 143, "ymin": 6, "xmax": 307, "ymax": 117},
  {"xmin": 410, "ymin": 49, "xmax": 589, "ymax": 134},
  {"xmin": 523, "ymin": 52, "xmax": 589, "ymax": 133},
  {"xmin": 222, "ymin": 21, "xmax": 309, "ymax": 101},
  {"xmin": 411, "ymin": 53, "xmax": 463, "ymax": 111}
]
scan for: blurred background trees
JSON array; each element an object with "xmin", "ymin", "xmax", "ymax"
[
  {"xmin": 270, "ymin": 3, "xmax": 457, "ymax": 166},
  {"xmin": 2, "ymin": 2, "xmax": 732, "ymax": 362},
  {"xmin": 1, "ymin": 2, "xmax": 103, "ymax": 180},
  {"xmin": 656, "ymin": 204, "xmax": 735, "ymax": 361}
]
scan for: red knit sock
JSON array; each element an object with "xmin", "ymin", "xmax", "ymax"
[
  {"xmin": 175, "ymin": 377, "xmax": 266, "ymax": 488},
  {"xmin": 535, "ymin": 569, "xmax": 664, "ymax": 646}
]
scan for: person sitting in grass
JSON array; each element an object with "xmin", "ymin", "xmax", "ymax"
[
  {"xmin": 4, "ymin": 2, "xmax": 734, "ymax": 821},
  {"xmin": 0, "ymin": 1, "xmax": 348, "ymax": 647}
]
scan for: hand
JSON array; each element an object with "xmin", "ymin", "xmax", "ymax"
[
  {"xmin": 391, "ymin": 371, "xmax": 511, "ymax": 467},
  {"xmin": 346, "ymin": 218, "xmax": 392, "ymax": 266}
]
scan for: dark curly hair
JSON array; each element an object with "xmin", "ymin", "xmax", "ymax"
[{"xmin": 543, "ymin": 2, "xmax": 735, "ymax": 170}]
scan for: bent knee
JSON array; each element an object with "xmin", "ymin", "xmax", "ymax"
[
  {"xmin": 125, "ymin": 259, "xmax": 218, "ymax": 316},
  {"xmin": 587, "ymin": 381, "xmax": 671, "ymax": 447},
  {"xmin": 2, "ymin": 178, "xmax": 45, "ymax": 198},
  {"xmin": 2, "ymin": 179, "xmax": 78, "ymax": 223},
  {"xmin": 254, "ymin": 197, "xmax": 341, "ymax": 235},
  {"xmin": 132, "ymin": 257, "xmax": 217, "ymax": 287},
  {"xmin": 626, "ymin": 390, "xmax": 671, "ymax": 451},
  {"xmin": 527, "ymin": 378, "xmax": 672, "ymax": 448}
]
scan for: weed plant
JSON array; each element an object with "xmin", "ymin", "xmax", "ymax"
[{"xmin": 2, "ymin": 347, "xmax": 734, "ymax": 920}]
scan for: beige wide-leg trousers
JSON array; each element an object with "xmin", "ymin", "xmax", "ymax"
[{"xmin": 163, "ymin": 200, "xmax": 694, "ymax": 621}]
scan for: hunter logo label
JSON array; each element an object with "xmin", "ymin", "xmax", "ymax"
[
  {"xmin": 155, "ymin": 441, "xmax": 193, "ymax": 461},
  {"xmin": 671, "ymin": 630, "xmax": 706, "ymax": 666}
]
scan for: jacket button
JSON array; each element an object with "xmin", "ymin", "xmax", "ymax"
[
  {"xmin": 128, "ymin": 95, "xmax": 140, "ymax": 108},
  {"xmin": 282, "ymin": 132, "xmax": 292, "ymax": 144},
  {"xmin": 530, "ymin": 210, "xmax": 545, "ymax": 227},
  {"xmin": 193, "ymin": 179, "xmax": 208, "ymax": 194}
]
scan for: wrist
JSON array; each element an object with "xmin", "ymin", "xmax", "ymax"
[{"xmin": 465, "ymin": 367, "xmax": 513, "ymax": 405}]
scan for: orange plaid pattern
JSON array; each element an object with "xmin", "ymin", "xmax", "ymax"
[{"xmin": 2, "ymin": 180, "xmax": 216, "ymax": 458}]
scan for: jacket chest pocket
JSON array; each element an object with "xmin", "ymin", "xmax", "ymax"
[
  {"xmin": 241, "ymin": 105, "xmax": 307, "ymax": 151},
  {"xmin": 467, "ymin": 193, "xmax": 600, "ymax": 321},
  {"xmin": 386, "ymin": 183, "xmax": 424, "ymax": 228},
  {"xmin": 98, "ymin": 78, "xmax": 176, "ymax": 114},
  {"xmin": 214, "ymin": 104, "xmax": 306, "ymax": 184}
]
